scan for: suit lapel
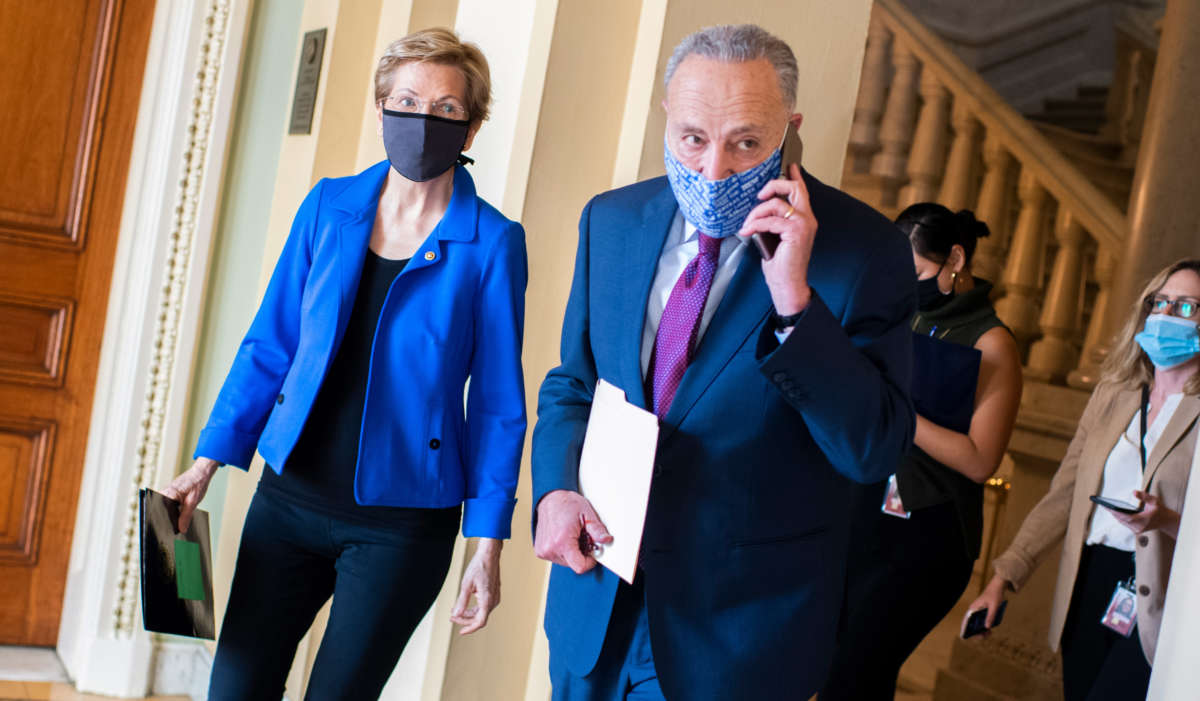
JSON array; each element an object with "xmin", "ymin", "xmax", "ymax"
[
  {"xmin": 660, "ymin": 246, "xmax": 772, "ymax": 438},
  {"xmin": 335, "ymin": 213, "xmax": 373, "ymax": 336},
  {"xmin": 1079, "ymin": 389, "xmax": 1141, "ymax": 496},
  {"xmin": 617, "ymin": 184, "xmax": 677, "ymax": 411},
  {"xmin": 331, "ymin": 162, "xmax": 389, "ymax": 334},
  {"xmin": 1143, "ymin": 393, "xmax": 1200, "ymax": 489}
]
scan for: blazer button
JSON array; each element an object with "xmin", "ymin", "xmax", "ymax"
[
  {"xmin": 1138, "ymin": 535, "xmax": 1149, "ymax": 547},
  {"xmin": 772, "ymin": 371, "xmax": 787, "ymax": 383},
  {"xmin": 429, "ymin": 438, "xmax": 441, "ymax": 450},
  {"xmin": 1138, "ymin": 584, "xmax": 1151, "ymax": 597},
  {"xmin": 276, "ymin": 393, "xmax": 284, "ymax": 404}
]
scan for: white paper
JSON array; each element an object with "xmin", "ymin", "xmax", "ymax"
[{"xmin": 577, "ymin": 379, "xmax": 659, "ymax": 583}]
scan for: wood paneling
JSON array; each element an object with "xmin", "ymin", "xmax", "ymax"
[
  {"xmin": 0, "ymin": 294, "xmax": 73, "ymax": 386},
  {"xmin": 0, "ymin": 0, "xmax": 155, "ymax": 645},
  {"xmin": 0, "ymin": 0, "xmax": 107, "ymax": 248},
  {"xmin": 0, "ymin": 417, "xmax": 54, "ymax": 563}
]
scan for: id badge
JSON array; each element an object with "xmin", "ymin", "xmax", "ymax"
[
  {"xmin": 1100, "ymin": 581, "xmax": 1138, "ymax": 637},
  {"xmin": 881, "ymin": 474, "xmax": 911, "ymax": 519}
]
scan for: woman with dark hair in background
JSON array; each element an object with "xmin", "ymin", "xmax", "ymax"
[
  {"xmin": 966, "ymin": 259, "xmax": 1200, "ymax": 701},
  {"xmin": 821, "ymin": 204, "xmax": 1023, "ymax": 699}
]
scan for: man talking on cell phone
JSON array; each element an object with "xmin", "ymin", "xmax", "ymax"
[{"xmin": 531, "ymin": 24, "xmax": 916, "ymax": 700}]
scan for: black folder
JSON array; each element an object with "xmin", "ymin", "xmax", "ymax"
[
  {"xmin": 910, "ymin": 332, "xmax": 982, "ymax": 435},
  {"xmin": 139, "ymin": 488, "xmax": 216, "ymax": 639}
]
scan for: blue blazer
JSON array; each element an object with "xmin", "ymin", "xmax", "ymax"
[
  {"xmin": 532, "ymin": 172, "xmax": 915, "ymax": 698},
  {"xmin": 197, "ymin": 161, "xmax": 527, "ymax": 539}
]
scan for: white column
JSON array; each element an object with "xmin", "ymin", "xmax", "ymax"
[{"xmin": 1147, "ymin": 436, "xmax": 1200, "ymax": 699}]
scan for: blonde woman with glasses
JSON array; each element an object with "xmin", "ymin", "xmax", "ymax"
[{"xmin": 966, "ymin": 259, "xmax": 1200, "ymax": 701}]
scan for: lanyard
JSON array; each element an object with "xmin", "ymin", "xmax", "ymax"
[{"xmin": 1139, "ymin": 384, "xmax": 1149, "ymax": 474}]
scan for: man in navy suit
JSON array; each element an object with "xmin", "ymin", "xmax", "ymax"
[{"xmin": 532, "ymin": 24, "xmax": 915, "ymax": 700}]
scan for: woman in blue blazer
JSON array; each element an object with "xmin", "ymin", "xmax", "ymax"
[{"xmin": 163, "ymin": 29, "xmax": 527, "ymax": 699}]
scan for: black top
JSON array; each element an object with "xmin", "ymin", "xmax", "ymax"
[
  {"xmin": 260, "ymin": 250, "xmax": 460, "ymax": 531},
  {"xmin": 897, "ymin": 278, "xmax": 1009, "ymax": 560}
]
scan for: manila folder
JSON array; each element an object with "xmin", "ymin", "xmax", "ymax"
[{"xmin": 578, "ymin": 379, "xmax": 659, "ymax": 584}]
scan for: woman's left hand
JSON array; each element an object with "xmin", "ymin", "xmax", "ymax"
[
  {"xmin": 451, "ymin": 538, "xmax": 502, "ymax": 635},
  {"xmin": 1110, "ymin": 490, "xmax": 1182, "ymax": 539}
]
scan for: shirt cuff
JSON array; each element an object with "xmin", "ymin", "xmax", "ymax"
[
  {"xmin": 195, "ymin": 426, "xmax": 258, "ymax": 470},
  {"xmin": 462, "ymin": 496, "xmax": 518, "ymax": 539}
]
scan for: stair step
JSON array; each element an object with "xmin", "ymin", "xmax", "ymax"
[
  {"xmin": 1043, "ymin": 98, "xmax": 1107, "ymax": 114},
  {"xmin": 1077, "ymin": 84, "xmax": 1110, "ymax": 99},
  {"xmin": 1028, "ymin": 114, "xmax": 1105, "ymax": 133},
  {"xmin": 1033, "ymin": 122, "xmax": 1124, "ymax": 160},
  {"xmin": 1033, "ymin": 122, "xmax": 1133, "ymax": 209}
]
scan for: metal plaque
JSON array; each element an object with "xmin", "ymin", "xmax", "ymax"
[{"xmin": 288, "ymin": 28, "xmax": 327, "ymax": 135}]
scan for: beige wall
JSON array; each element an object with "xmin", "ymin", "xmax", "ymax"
[
  {"xmin": 635, "ymin": 1, "xmax": 873, "ymax": 184},
  {"xmin": 209, "ymin": 1, "xmax": 875, "ymax": 698}
]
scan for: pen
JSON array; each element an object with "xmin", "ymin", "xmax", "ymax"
[{"xmin": 578, "ymin": 513, "xmax": 603, "ymax": 557}]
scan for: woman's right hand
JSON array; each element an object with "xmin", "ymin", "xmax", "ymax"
[
  {"xmin": 161, "ymin": 457, "xmax": 221, "ymax": 534},
  {"xmin": 962, "ymin": 574, "xmax": 1009, "ymax": 638}
]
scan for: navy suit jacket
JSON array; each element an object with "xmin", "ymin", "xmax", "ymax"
[{"xmin": 532, "ymin": 171, "xmax": 915, "ymax": 699}]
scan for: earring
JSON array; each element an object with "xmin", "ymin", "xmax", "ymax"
[{"xmin": 950, "ymin": 271, "xmax": 958, "ymax": 287}]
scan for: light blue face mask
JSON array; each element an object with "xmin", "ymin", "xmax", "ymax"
[
  {"xmin": 1135, "ymin": 314, "xmax": 1200, "ymax": 369},
  {"xmin": 663, "ymin": 137, "xmax": 783, "ymax": 239}
]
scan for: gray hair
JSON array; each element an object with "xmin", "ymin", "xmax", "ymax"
[{"xmin": 664, "ymin": 24, "xmax": 798, "ymax": 108}]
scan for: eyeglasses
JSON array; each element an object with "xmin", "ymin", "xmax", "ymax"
[
  {"xmin": 380, "ymin": 94, "xmax": 468, "ymax": 121},
  {"xmin": 1144, "ymin": 294, "xmax": 1200, "ymax": 319}
]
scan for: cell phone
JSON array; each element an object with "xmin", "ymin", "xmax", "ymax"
[
  {"xmin": 963, "ymin": 600, "xmax": 1006, "ymax": 639},
  {"xmin": 1089, "ymin": 495, "xmax": 1145, "ymax": 515},
  {"xmin": 750, "ymin": 123, "xmax": 803, "ymax": 261}
]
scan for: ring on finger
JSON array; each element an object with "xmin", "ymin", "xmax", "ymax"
[{"xmin": 783, "ymin": 204, "xmax": 795, "ymax": 220}]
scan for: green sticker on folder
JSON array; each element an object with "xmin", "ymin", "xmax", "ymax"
[{"xmin": 174, "ymin": 539, "xmax": 205, "ymax": 601}]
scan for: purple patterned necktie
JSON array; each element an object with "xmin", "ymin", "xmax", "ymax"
[{"xmin": 650, "ymin": 233, "xmax": 722, "ymax": 418}]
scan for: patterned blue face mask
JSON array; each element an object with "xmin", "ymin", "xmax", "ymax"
[
  {"xmin": 1135, "ymin": 314, "xmax": 1200, "ymax": 369},
  {"xmin": 663, "ymin": 137, "xmax": 783, "ymax": 239}
]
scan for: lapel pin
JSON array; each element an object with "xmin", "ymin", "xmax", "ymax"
[{"xmin": 424, "ymin": 251, "xmax": 436, "ymax": 261}]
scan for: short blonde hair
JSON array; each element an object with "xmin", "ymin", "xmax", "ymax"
[
  {"xmin": 1100, "ymin": 258, "xmax": 1200, "ymax": 394},
  {"xmin": 373, "ymin": 28, "xmax": 491, "ymax": 124}
]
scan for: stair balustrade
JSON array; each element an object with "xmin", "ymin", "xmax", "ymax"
[{"xmin": 845, "ymin": 0, "xmax": 1130, "ymax": 388}]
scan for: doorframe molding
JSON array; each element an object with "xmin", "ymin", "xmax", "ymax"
[{"xmin": 56, "ymin": 0, "xmax": 251, "ymax": 694}]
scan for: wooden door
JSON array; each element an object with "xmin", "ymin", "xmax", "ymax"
[{"xmin": 0, "ymin": 0, "xmax": 154, "ymax": 645}]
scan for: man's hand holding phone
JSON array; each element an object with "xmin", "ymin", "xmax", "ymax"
[{"xmin": 738, "ymin": 162, "xmax": 818, "ymax": 320}]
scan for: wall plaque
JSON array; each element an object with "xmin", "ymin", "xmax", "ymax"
[{"xmin": 288, "ymin": 28, "xmax": 327, "ymax": 135}]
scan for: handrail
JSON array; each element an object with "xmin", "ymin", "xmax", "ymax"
[{"xmin": 874, "ymin": 0, "xmax": 1128, "ymax": 253}]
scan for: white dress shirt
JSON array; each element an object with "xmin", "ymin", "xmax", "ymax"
[
  {"xmin": 1086, "ymin": 391, "xmax": 1184, "ymax": 551},
  {"xmin": 640, "ymin": 213, "xmax": 748, "ymax": 378}
]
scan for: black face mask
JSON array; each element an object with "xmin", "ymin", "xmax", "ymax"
[
  {"xmin": 917, "ymin": 268, "xmax": 954, "ymax": 312},
  {"xmin": 381, "ymin": 108, "xmax": 473, "ymax": 182}
]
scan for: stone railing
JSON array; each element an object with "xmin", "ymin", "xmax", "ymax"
[
  {"xmin": 1103, "ymin": 14, "xmax": 1159, "ymax": 165},
  {"xmin": 846, "ymin": 0, "xmax": 1130, "ymax": 389}
]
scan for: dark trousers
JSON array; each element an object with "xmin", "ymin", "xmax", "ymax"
[
  {"xmin": 1060, "ymin": 544, "xmax": 1152, "ymax": 701},
  {"xmin": 549, "ymin": 577, "xmax": 665, "ymax": 701},
  {"xmin": 820, "ymin": 500, "xmax": 974, "ymax": 700},
  {"xmin": 208, "ymin": 489, "xmax": 459, "ymax": 701}
]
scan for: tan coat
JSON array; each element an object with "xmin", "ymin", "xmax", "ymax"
[{"xmin": 992, "ymin": 382, "xmax": 1199, "ymax": 664}]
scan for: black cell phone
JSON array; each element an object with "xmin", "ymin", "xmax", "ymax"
[
  {"xmin": 1089, "ymin": 495, "xmax": 1145, "ymax": 515},
  {"xmin": 750, "ymin": 124, "xmax": 803, "ymax": 261},
  {"xmin": 963, "ymin": 600, "xmax": 1006, "ymax": 639}
]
